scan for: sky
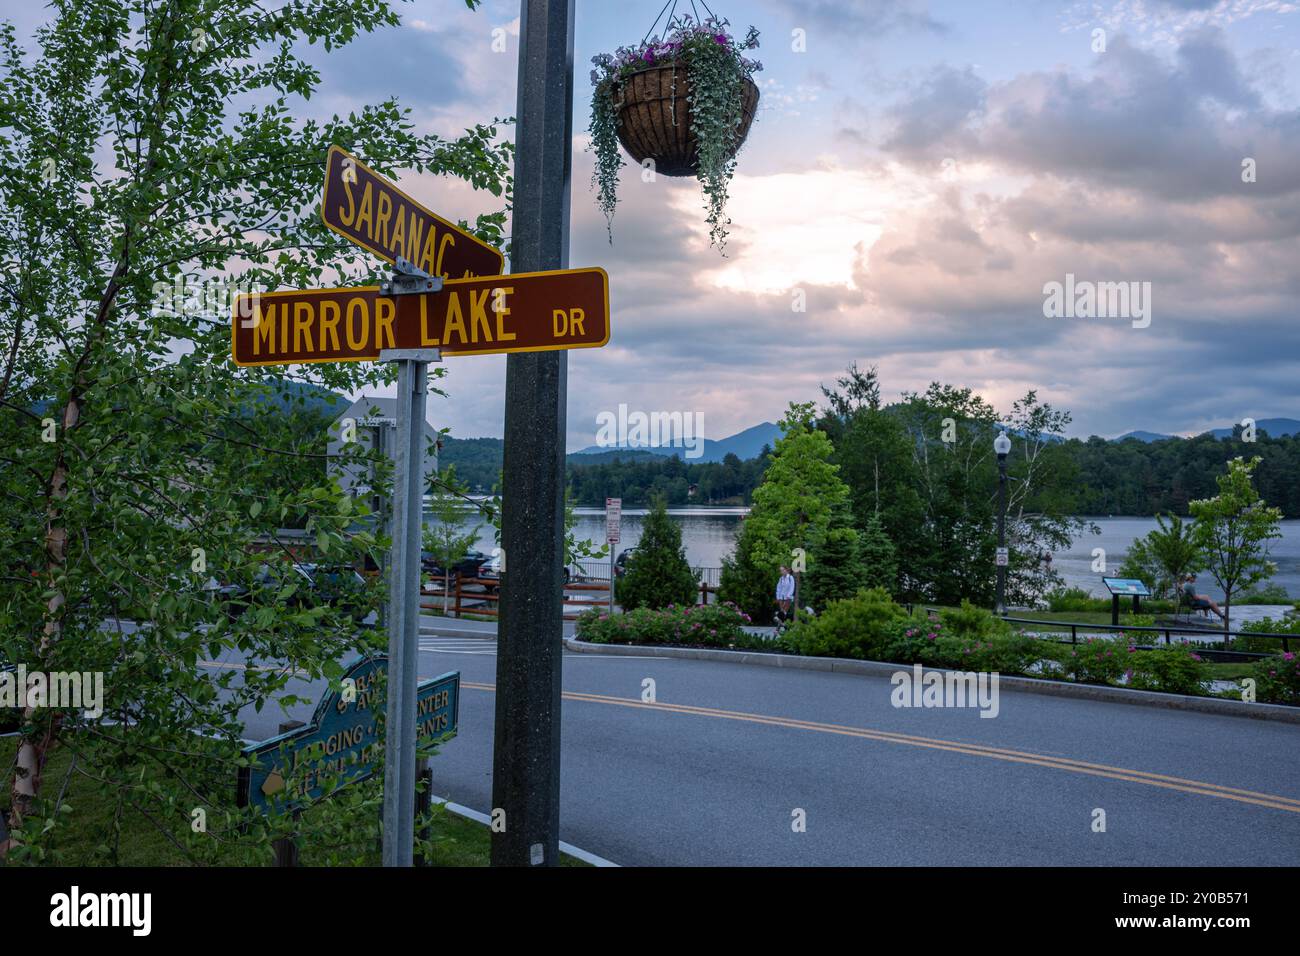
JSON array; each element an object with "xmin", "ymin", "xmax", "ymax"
[{"xmin": 9, "ymin": 0, "xmax": 1300, "ymax": 448}]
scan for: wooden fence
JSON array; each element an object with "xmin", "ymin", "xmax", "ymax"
[{"xmin": 420, "ymin": 571, "xmax": 722, "ymax": 620}]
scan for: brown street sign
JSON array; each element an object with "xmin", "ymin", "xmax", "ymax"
[
  {"xmin": 231, "ymin": 267, "xmax": 609, "ymax": 367},
  {"xmin": 321, "ymin": 144, "xmax": 505, "ymax": 279}
]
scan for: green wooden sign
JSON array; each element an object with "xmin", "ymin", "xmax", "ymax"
[{"xmin": 237, "ymin": 656, "xmax": 458, "ymax": 813}]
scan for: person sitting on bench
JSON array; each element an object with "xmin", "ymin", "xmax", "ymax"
[{"xmin": 1181, "ymin": 574, "xmax": 1225, "ymax": 621}]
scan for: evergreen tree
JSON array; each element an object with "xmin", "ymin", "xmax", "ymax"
[
  {"xmin": 617, "ymin": 497, "xmax": 697, "ymax": 610},
  {"xmin": 803, "ymin": 525, "xmax": 866, "ymax": 610},
  {"xmin": 857, "ymin": 512, "xmax": 899, "ymax": 593},
  {"xmin": 720, "ymin": 403, "xmax": 853, "ymax": 618}
]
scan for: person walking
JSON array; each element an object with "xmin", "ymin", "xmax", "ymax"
[{"xmin": 775, "ymin": 565, "xmax": 796, "ymax": 624}]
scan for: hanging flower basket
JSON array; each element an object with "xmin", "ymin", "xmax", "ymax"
[
  {"xmin": 612, "ymin": 62, "xmax": 760, "ymax": 178},
  {"xmin": 588, "ymin": 15, "xmax": 762, "ymax": 252}
]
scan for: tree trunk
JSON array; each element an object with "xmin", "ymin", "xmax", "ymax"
[{"xmin": 4, "ymin": 395, "xmax": 79, "ymax": 854}]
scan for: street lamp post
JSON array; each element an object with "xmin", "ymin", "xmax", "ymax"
[{"xmin": 994, "ymin": 431, "xmax": 1011, "ymax": 615}]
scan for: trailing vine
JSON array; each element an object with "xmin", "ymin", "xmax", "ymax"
[{"xmin": 587, "ymin": 16, "xmax": 761, "ymax": 253}]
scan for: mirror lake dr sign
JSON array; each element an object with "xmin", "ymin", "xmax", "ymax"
[
  {"xmin": 237, "ymin": 657, "xmax": 459, "ymax": 814},
  {"xmin": 230, "ymin": 267, "xmax": 608, "ymax": 366}
]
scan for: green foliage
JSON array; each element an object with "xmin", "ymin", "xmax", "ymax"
[
  {"xmin": 881, "ymin": 610, "xmax": 947, "ymax": 664},
  {"xmin": 1189, "ymin": 457, "xmax": 1284, "ymax": 630},
  {"xmin": 940, "ymin": 600, "xmax": 1012, "ymax": 641},
  {"xmin": 857, "ymin": 512, "xmax": 899, "ymax": 593},
  {"xmin": 1249, "ymin": 651, "xmax": 1300, "ymax": 705},
  {"xmin": 819, "ymin": 369, "xmax": 1082, "ymax": 608},
  {"xmin": 587, "ymin": 17, "xmax": 762, "ymax": 250},
  {"xmin": 931, "ymin": 631, "xmax": 1039, "ymax": 673},
  {"xmin": 1118, "ymin": 514, "xmax": 1202, "ymax": 601},
  {"xmin": 423, "ymin": 464, "xmax": 481, "ymax": 610},
  {"xmin": 1046, "ymin": 588, "xmax": 1109, "ymax": 613},
  {"xmin": 803, "ymin": 525, "xmax": 868, "ymax": 610},
  {"xmin": 1059, "ymin": 637, "xmax": 1134, "ymax": 684},
  {"xmin": 1125, "ymin": 644, "xmax": 1208, "ymax": 695},
  {"xmin": 721, "ymin": 404, "xmax": 853, "ymax": 619},
  {"xmin": 718, "ymin": 537, "xmax": 776, "ymax": 624},
  {"xmin": 784, "ymin": 588, "xmax": 906, "ymax": 660},
  {"xmin": 1235, "ymin": 583, "xmax": 1291, "ymax": 604},
  {"xmin": 1237, "ymin": 615, "xmax": 1300, "ymax": 654},
  {"xmin": 617, "ymin": 497, "xmax": 697, "ymax": 610},
  {"xmin": 575, "ymin": 602, "xmax": 755, "ymax": 648},
  {"xmin": 0, "ymin": 0, "xmax": 511, "ymax": 859}
]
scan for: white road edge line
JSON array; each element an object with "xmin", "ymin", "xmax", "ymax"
[{"xmin": 430, "ymin": 797, "xmax": 620, "ymax": 868}]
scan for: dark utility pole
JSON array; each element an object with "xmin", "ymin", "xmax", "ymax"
[{"xmin": 491, "ymin": 0, "xmax": 575, "ymax": 867}]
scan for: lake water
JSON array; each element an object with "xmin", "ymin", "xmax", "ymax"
[{"xmin": 438, "ymin": 507, "xmax": 1300, "ymax": 601}]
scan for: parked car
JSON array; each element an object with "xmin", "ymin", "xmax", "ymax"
[
  {"xmin": 613, "ymin": 547, "xmax": 637, "ymax": 579},
  {"xmin": 479, "ymin": 552, "xmax": 575, "ymax": 591},
  {"xmin": 421, "ymin": 550, "xmax": 490, "ymax": 581},
  {"xmin": 222, "ymin": 563, "xmax": 369, "ymax": 620}
]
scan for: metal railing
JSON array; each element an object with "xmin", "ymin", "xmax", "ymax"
[{"xmin": 903, "ymin": 604, "xmax": 1293, "ymax": 661}]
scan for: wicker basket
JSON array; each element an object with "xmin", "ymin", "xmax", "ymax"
[{"xmin": 612, "ymin": 62, "xmax": 760, "ymax": 177}]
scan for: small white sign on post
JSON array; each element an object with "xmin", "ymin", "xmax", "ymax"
[
  {"xmin": 995, "ymin": 547, "xmax": 1009, "ymax": 567},
  {"xmin": 606, "ymin": 497, "xmax": 622, "ymax": 544},
  {"xmin": 605, "ymin": 498, "xmax": 622, "ymax": 615}
]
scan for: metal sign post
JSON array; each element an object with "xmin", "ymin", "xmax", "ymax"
[
  {"xmin": 380, "ymin": 258, "xmax": 442, "ymax": 868},
  {"xmin": 606, "ymin": 497, "xmax": 620, "ymax": 615}
]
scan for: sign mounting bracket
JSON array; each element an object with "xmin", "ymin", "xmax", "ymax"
[{"xmin": 380, "ymin": 256, "xmax": 443, "ymax": 298}]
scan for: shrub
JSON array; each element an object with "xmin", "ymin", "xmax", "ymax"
[
  {"xmin": 882, "ymin": 611, "xmax": 946, "ymax": 665},
  {"xmin": 1238, "ymin": 615, "xmax": 1300, "ymax": 653},
  {"xmin": 1125, "ymin": 643, "xmax": 1208, "ymax": 695},
  {"xmin": 616, "ymin": 497, "xmax": 698, "ymax": 611},
  {"xmin": 940, "ymin": 600, "xmax": 1011, "ymax": 641},
  {"xmin": 1250, "ymin": 651, "xmax": 1300, "ymax": 706},
  {"xmin": 1235, "ymin": 583, "xmax": 1291, "ymax": 605},
  {"xmin": 930, "ymin": 632, "xmax": 1038, "ymax": 674},
  {"xmin": 575, "ymin": 602, "xmax": 755, "ymax": 649},
  {"xmin": 1046, "ymin": 588, "xmax": 1107, "ymax": 613},
  {"xmin": 717, "ymin": 546, "xmax": 774, "ymax": 625},
  {"xmin": 785, "ymin": 587, "xmax": 905, "ymax": 660},
  {"xmin": 1060, "ymin": 636, "xmax": 1134, "ymax": 684}
]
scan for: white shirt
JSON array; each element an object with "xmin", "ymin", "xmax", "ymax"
[{"xmin": 775, "ymin": 574, "xmax": 796, "ymax": 601}]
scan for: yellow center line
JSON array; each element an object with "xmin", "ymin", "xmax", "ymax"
[{"xmin": 460, "ymin": 680, "xmax": 1300, "ymax": 814}]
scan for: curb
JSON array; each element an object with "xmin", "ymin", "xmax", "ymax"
[
  {"xmin": 562, "ymin": 638, "xmax": 1300, "ymax": 725},
  {"xmin": 431, "ymin": 797, "xmax": 620, "ymax": 867}
]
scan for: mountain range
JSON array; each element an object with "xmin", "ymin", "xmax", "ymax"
[
  {"xmin": 570, "ymin": 421, "xmax": 783, "ymax": 464},
  {"xmin": 1113, "ymin": 418, "xmax": 1300, "ymax": 442}
]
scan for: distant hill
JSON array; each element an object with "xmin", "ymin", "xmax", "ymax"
[
  {"xmin": 1206, "ymin": 418, "xmax": 1300, "ymax": 439},
  {"xmin": 571, "ymin": 421, "xmax": 782, "ymax": 463},
  {"xmin": 1112, "ymin": 430, "xmax": 1173, "ymax": 443}
]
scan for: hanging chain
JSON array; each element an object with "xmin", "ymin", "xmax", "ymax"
[{"xmin": 642, "ymin": 0, "xmax": 721, "ymax": 47}]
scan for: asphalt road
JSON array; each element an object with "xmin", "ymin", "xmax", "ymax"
[{"xmin": 226, "ymin": 617, "xmax": 1300, "ymax": 866}]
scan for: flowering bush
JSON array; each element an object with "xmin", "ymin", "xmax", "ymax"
[
  {"xmin": 882, "ymin": 614, "xmax": 946, "ymax": 665},
  {"xmin": 588, "ymin": 15, "xmax": 761, "ymax": 250},
  {"xmin": 575, "ymin": 601, "xmax": 757, "ymax": 649},
  {"xmin": 1251, "ymin": 650, "xmax": 1300, "ymax": 705},
  {"xmin": 1125, "ymin": 643, "xmax": 1208, "ymax": 695},
  {"xmin": 932, "ymin": 633, "xmax": 1039, "ymax": 674},
  {"xmin": 1059, "ymin": 636, "xmax": 1133, "ymax": 684}
]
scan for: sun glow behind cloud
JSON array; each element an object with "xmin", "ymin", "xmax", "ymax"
[{"xmin": 693, "ymin": 159, "xmax": 1026, "ymax": 297}]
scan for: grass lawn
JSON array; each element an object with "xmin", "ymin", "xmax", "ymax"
[{"xmin": 0, "ymin": 738, "xmax": 588, "ymax": 867}]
